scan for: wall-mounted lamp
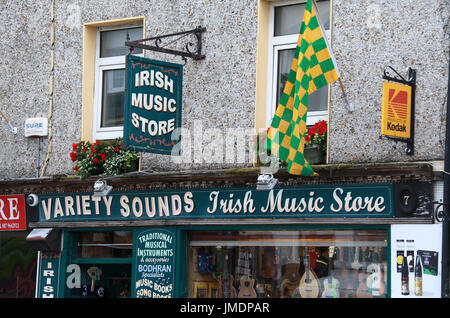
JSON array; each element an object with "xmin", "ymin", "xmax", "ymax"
[
  {"xmin": 93, "ymin": 179, "xmax": 112, "ymax": 197},
  {"xmin": 256, "ymin": 173, "xmax": 278, "ymax": 190}
]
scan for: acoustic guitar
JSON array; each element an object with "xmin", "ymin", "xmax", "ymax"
[
  {"xmin": 216, "ymin": 247, "xmax": 237, "ymax": 298},
  {"xmin": 281, "ymin": 246, "xmax": 301, "ymax": 297},
  {"xmin": 355, "ymin": 247, "xmax": 372, "ymax": 298},
  {"xmin": 297, "ymin": 253, "xmax": 320, "ymax": 298},
  {"xmin": 238, "ymin": 248, "xmax": 257, "ymax": 298},
  {"xmin": 321, "ymin": 246, "xmax": 340, "ymax": 298}
]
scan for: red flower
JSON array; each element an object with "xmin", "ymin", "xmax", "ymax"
[
  {"xmin": 93, "ymin": 158, "xmax": 99, "ymax": 164},
  {"xmin": 70, "ymin": 152, "xmax": 77, "ymax": 162},
  {"xmin": 114, "ymin": 146, "xmax": 119, "ymax": 152},
  {"xmin": 101, "ymin": 153, "xmax": 107, "ymax": 161},
  {"xmin": 73, "ymin": 166, "xmax": 79, "ymax": 171},
  {"xmin": 305, "ymin": 135, "xmax": 311, "ymax": 142}
]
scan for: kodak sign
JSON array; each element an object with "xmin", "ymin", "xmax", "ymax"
[{"xmin": 381, "ymin": 82, "xmax": 412, "ymax": 139}]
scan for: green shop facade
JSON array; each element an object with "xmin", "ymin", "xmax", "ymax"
[{"xmin": 25, "ymin": 164, "xmax": 443, "ymax": 298}]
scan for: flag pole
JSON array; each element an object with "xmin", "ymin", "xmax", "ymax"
[{"xmin": 311, "ymin": 0, "xmax": 354, "ymax": 113}]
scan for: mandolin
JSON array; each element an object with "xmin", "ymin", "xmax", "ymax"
[
  {"xmin": 298, "ymin": 253, "xmax": 320, "ymax": 298},
  {"xmin": 321, "ymin": 246, "xmax": 340, "ymax": 298}
]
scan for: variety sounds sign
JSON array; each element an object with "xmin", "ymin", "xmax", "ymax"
[
  {"xmin": 123, "ymin": 55, "xmax": 182, "ymax": 154},
  {"xmin": 38, "ymin": 184, "xmax": 395, "ymax": 222},
  {"xmin": 381, "ymin": 81, "xmax": 412, "ymax": 139}
]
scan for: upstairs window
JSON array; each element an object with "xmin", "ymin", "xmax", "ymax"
[
  {"xmin": 266, "ymin": 0, "xmax": 331, "ymax": 127},
  {"xmin": 93, "ymin": 24, "xmax": 143, "ymax": 140}
]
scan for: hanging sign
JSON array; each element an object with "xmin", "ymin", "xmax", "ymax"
[
  {"xmin": 133, "ymin": 228, "xmax": 176, "ymax": 298},
  {"xmin": 123, "ymin": 55, "xmax": 182, "ymax": 155},
  {"xmin": 0, "ymin": 194, "xmax": 26, "ymax": 231},
  {"xmin": 381, "ymin": 81, "xmax": 412, "ymax": 139}
]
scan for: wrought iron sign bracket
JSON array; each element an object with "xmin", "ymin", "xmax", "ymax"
[
  {"xmin": 125, "ymin": 26, "xmax": 206, "ymax": 63},
  {"xmin": 380, "ymin": 66, "xmax": 416, "ymax": 156}
]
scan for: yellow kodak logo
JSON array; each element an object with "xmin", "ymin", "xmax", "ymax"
[{"xmin": 381, "ymin": 82, "xmax": 412, "ymax": 139}]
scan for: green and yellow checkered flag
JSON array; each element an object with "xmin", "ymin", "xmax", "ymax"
[{"xmin": 267, "ymin": 0, "xmax": 339, "ymax": 176}]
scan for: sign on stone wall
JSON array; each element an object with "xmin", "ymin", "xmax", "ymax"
[
  {"xmin": 123, "ymin": 55, "xmax": 183, "ymax": 155},
  {"xmin": 381, "ymin": 81, "xmax": 412, "ymax": 139}
]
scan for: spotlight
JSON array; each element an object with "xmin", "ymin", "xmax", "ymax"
[
  {"xmin": 256, "ymin": 173, "xmax": 278, "ymax": 190},
  {"xmin": 93, "ymin": 179, "xmax": 112, "ymax": 197}
]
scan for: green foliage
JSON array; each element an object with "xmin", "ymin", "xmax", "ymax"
[{"xmin": 70, "ymin": 138, "xmax": 139, "ymax": 178}]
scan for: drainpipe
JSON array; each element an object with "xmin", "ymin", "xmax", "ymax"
[{"xmin": 442, "ymin": 57, "xmax": 450, "ymax": 298}]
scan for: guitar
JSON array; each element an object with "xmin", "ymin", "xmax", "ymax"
[
  {"xmin": 216, "ymin": 248, "xmax": 237, "ymax": 298},
  {"xmin": 297, "ymin": 251, "xmax": 320, "ymax": 298},
  {"xmin": 238, "ymin": 247, "xmax": 257, "ymax": 298},
  {"xmin": 366, "ymin": 247, "xmax": 386, "ymax": 297},
  {"xmin": 321, "ymin": 246, "xmax": 340, "ymax": 298},
  {"xmin": 355, "ymin": 247, "xmax": 372, "ymax": 298},
  {"xmin": 261, "ymin": 246, "xmax": 277, "ymax": 279},
  {"xmin": 281, "ymin": 246, "xmax": 301, "ymax": 297}
]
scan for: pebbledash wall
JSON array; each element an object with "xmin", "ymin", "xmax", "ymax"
[{"xmin": 0, "ymin": 0, "xmax": 449, "ymax": 180}]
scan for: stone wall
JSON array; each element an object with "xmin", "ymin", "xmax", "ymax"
[{"xmin": 0, "ymin": 0, "xmax": 448, "ymax": 179}]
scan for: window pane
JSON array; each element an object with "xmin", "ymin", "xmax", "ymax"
[
  {"xmin": 100, "ymin": 27, "xmax": 142, "ymax": 57},
  {"xmin": 276, "ymin": 48, "xmax": 328, "ymax": 112},
  {"xmin": 101, "ymin": 69, "xmax": 125, "ymax": 128},
  {"xmin": 78, "ymin": 231, "xmax": 133, "ymax": 258},
  {"xmin": 188, "ymin": 230, "xmax": 388, "ymax": 298},
  {"xmin": 274, "ymin": 1, "xmax": 330, "ymax": 36}
]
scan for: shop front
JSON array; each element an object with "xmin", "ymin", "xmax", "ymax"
[{"xmin": 27, "ymin": 172, "xmax": 441, "ymax": 298}]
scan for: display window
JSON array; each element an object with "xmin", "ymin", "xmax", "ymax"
[
  {"xmin": 187, "ymin": 229, "xmax": 388, "ymax": 298},
  {"xmin": 66, "ymin": 230, "xmax": 133, "ymax": 298}
]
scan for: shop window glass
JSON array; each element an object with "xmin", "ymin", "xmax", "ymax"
[
  {"xmin": 0, "ymin": 232, "xmax": 37, "ymax": 298},
  {"xmin": 188, "ymin": 230, "xmax": 388, "ymax": 298},
  {"xmin": 78, "ymin": 231, "xmax": 133, "ymax": 259},
  {"xmin": 67, "ymin": 231, "xmax": 133, "ymax": 298}
]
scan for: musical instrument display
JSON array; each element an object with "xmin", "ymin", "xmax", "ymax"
[{"xmin": 188, "ymin": 230, "xmax": 388, "ymax": 299}]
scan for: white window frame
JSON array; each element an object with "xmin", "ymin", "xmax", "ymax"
[
  {"xmin": 93, "ymin": 23, "xmax": 143, "ymax": 141},
  {"xmin": 266, "ymin": 0, "xmax": 331, "ymax": 128}
]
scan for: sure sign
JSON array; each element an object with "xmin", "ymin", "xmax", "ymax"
[{"xmin": 0, "ymin": 194, "xmax": 26, "ymax": 231}]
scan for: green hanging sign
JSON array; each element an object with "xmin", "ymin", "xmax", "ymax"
[{"xmin": 123, "ymin": 55, "xmax": 182, "ymax": 155}]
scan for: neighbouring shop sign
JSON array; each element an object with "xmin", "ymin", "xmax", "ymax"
[
  {"xmin": 123, "ymin": 55, "xmax": 182, "ymax": 154},
  {"xmin": 0, "ymin": 194, "xmax": 26, "ymax": 231},
  {"xmin": 381, "ymin": 81, "xmax": 412, "ymax": 139},
  {"xmin": 38, "ymin": 183, "xmax": 395, "ymax": 222},
  {"xmin": 133, "ymin": 228, "xmax": 176, "ymax": 298}
]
